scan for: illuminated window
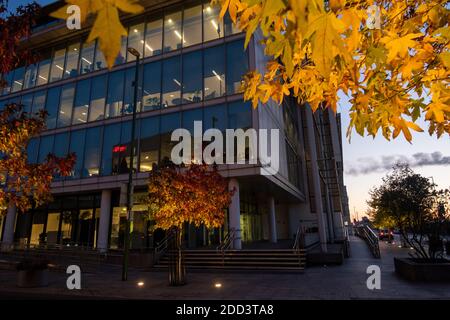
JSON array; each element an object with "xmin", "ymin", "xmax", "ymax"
[
  {"xmin": 89, "ymin": 75, "xmax": 107, "ymax": 121},
  {"xmin": 162, "ymin": 56, "xmax": 181, "ymax": 107},
  {"xmin": 23, "ymin": 64, "xmax": 37, "ymax": 89},
  {"xmin": 163, "ymin": 10, "xmax": 182, "ymax": 52},
  {"xmin": 83, "ymin": 126, "xmax": 102, "ymax": 177},
  {"xmin": 144, "ymin": 18, "xmax": 163, "ymax": 57},
  {"xmin": 45, "ymin": 87, "xmax": 61, "ymax": 129},
  {"xmin": 139, "ymin": 116, "xmax": 159, "ymax": 172},
  {"xmin": 203, "ymin": 2, "xmax": 223, "ymax": 42},
  {"xmin": 36, "ymin": 51, "xmax": 51, "ymax": 86},
  {"xmin": 226, "ymin": 40, "xmax": 248, "ymax": 94},
  {"xmin": 50, "ymin": 47, "xmax": 66, "ymax": 82},
  {"xmin": 183, "ymin": 5, "xmax": 202, "ymax": 47},
  {"xmin": 142, "ymin": 61, "xmax": 161, "ymax": 111},
  {"xmin": 182, "ymin": 51, "xmax": 202, "ymax": 103},
  {"xmin": 64, "ymin": 42, "xmax": 80, "ymax": 78},
  {"xmin": 105, "ymin": 71, "xmax": 124, "ymax": 118},
  {"xmin": 72, "ymin": 79, "xmax": 91, "ymax": 124},
  {"xmin": 101, "ymin": 123, "xmax": 121, "ymax": 176},
  {"xmin": 127, "ymin": 23, "xmax": 144, "ymax": 61},
  {"xmin": 68, "ymin": 129, "xmax": 86, "ymax": 179},
  {"xmin": 204, "ymin": 45, "xmax": 225, "ymax": 100},
  {"xmin": 58, "ymin": 84, "xmax": 75, "ymax": 127},
  {"xmin": 79, "ymin": 41, "xmax": 95, "ymax": 74},
  {"xmin": 11, "ymin": 67, "xmax": 24, "ymax": 92}
]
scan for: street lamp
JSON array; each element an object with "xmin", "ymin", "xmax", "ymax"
[{"xmin": 122, "ymin": 47, "xmax": 140, "ymax": 281}]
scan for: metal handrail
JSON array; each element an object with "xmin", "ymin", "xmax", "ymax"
[
  {"xmin": 216, "ymin": 228, "xmax": 236, "ymax": 253},
  {"xmin": 356, "ymin": 225, "xmax": 380, "ymax": 258},
  {"xmin": 293, "ymin": 225, "xmax": 303, "ymax": 252},
  {"xmin": 154, "ymin": 229, "xmax": 177, "ymax": 264}
]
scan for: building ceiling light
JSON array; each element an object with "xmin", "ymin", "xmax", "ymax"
[
  {"xmin": 206, "ymin": 6, "xmax": 212, "ymax": 13},
  {"xmin": 56, "ymin": 65, "xmax": 64, "ymax": 71},
  {"xmin": 211, "ymin": 20, "xmax": 218, "ymax": 30},
  {"xmin": 212, "ymin": 70, "xmax": 222, "ymax": 81},
  {"xmin": 39, "ymin": 75, "xmax": 47, "ymax": 81},
  {"xmin": 134, "ymin": 28, "xmax": 138, "ymax": 33},
  {"xmin": 173, "ymin": 79, "xmax": 181, "ymax": 86},
  {"xmin": 174, "ymin": 30, "xmax": 186, "ymax": 43},
  {"xmin": 168, "ymin": 18, "xmax": 173, "ymax": 24},
  {"xmin": 82, "ymin": 57, "xmax": 92, "ymax": 65}
]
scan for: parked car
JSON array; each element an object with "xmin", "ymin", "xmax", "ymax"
[{"xmin": 378, "ymin": 229, "xmax": 394, "ymax": 241}]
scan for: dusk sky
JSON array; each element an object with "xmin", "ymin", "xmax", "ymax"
[{"xmin": 7, "ymin": 0, "xmax": 450, "ymax": 220}]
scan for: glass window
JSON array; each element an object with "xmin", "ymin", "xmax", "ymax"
[
  {"xmin": 105, "ymin": 70, "xmax": 124, "ymax": 118},
  {"xmin": 101, "ymin": 123, "xmax": 121, "ymax": 176},
  {"xmin": 144, "ymin": 18, "xmax": 163, "ymax": 57},
  {"xmin": 89, "ymin": 75, "xmax": 107, "ymax": 121},
  {"xmin": 64, "ymin": 42, "xmax": 80, "ymax": 78},
  {"xmin": 183, "ymin": 5, "xmax": 202, "ymax": 47},
  {"xmin": 183, "ymin": 109, "xmax": 202, "ymax": 162},
  {"xmin": 38, "ymin": 135, "xmax": 54, "ymax": 163},
  {"xmin": 31, "ymin": 90, "xmax": 46, "ymax": 116},
  {"xmin": 204, "ymin": 104, "xmax": 227, "ymax": 131},
  {"xmin": 142, "ymin": 61, "xmax": 161, "ymax": 111},
  {"xmin": 58, "ymin": 84, "xmax": 75, "ymax": 128},
  {"xmin": 94, "ymin": 40, "xmax": 107, "ymax": 70},
  {"xmin": 45, "ymin": 87, "xmax": 61, "ymax": 129},
  {"xmin": 23, "ymin": 64, "xmax": 38, "ymax": 89},
  {"xmin": 72, "ymin": 79, "xmax": 91, "ymax": 124},
  {"xmin": 117, "ymin": 121, "xmax": 137, "ymax": 174},
  {"xmin": 224, "ymin": 11, "xmax": 240, "ymax": 36},
  {"xmin": 204, "ymin": 45, "xmax": 225, "ymax": 100},
  {"xmin": 163, "ymin": 10, "xmax": 182, "ymax": 52},
  {"xmin": 123, "ymin": 68, "xmax": 135, "ymax": 115},
  {"xmin": 36, "ymin": 51, "xmax": 51, "ymax": 86},
  {"xmin": 79, "ymin": 41, "xmax": 95, "ymax": 74},
  {"xmin": 11, "ymin": 67, "xmax": 24, "ymax": 92},
  {"xmin": 228, "ymin": 100, "xmax": 252, "ymax": 129},
  {"xmin": 50, "ymin": 47, "xmax": 66, "ymax": 82},
  {"xmin": 69, "ymin": 129, "xmax": 86, "ymax": 179},
  {"xmin": 182, "ymin": 51, "xmax": 203, "ymax": 104},
  {"xmin": 127, "ymin": 23, "xmax": 145, "ymax": 61},
  {"xmin": 162, "ymin": 56, "xmax": 181, "ymax": 107},
  {"xmin": 53, "ymin": 132, "xmax": 69, "ymax": 157},
  {"xmin": 227, "ymin": 40, "xmax": 248, "ymax": 94},
  {"xmin": 83, "ymin": 126, "xmax": 102, "ymax": 177},
  {"xmin": 53, "ymin": 132, "xmax": 69, "ymax": 181},
  {"xmin": 21, "ymin": 94, "xmax": 33, "ymax": 114},
  {"xmin": 160, "ymin": 112, "xmax": 180, "ymax": 164},
  {"xmin": 115, "ymin": 36, "xmax": 127, "ymax": 66},
  {"xmin": 203, "ymin": 2, "xmax": 223, "ymax": 41},
  {"xmin": 2, "ymin": 71, "xmax": 13, "ymax": 95},
  {"xmin": 139, "ymin": 116, "xmax": 159, "ymax": 172},
  {"xmin": 27, "ymin": 138, "xmax": 39, "ymax": 164}
]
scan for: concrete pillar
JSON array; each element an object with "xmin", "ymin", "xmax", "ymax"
[
  {"xmin": 228, "ymin": 178, "xmax": 241, "ymax": 250},
  {"xmin": 268, "ymin": 197, "xmax": 277, "ymax": 243},
  {"xmin": 1, "ymin": 204, "xmax": 17, "ymax": 251},
  {"xmin": 305, "ymin": 106, "xmax": 328, "ymax": 252},
  {"xmin": 97, "ymin": 190, "xmax": 112, "ymax": 252}
]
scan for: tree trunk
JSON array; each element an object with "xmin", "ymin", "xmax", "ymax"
[{"xmin": 168, "ymin": 227, "xmax": 186, "ymax": 286}]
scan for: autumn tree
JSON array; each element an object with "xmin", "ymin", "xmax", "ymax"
[
  {"xmin": 0, "ymin": 1, "xmax": 75, "ymax": 227},
  {"xmin": 368, "ymin": 164, "xmax": 448, "ymax": 260},
  {"xmin": 213, "ymin": 0, "xmax": 449, "ymax": 141},
  {"xmin": 0, "ymin": 104, "xmax": 76, "ymax": 213},
  {"xmin": 147, "ymin": 164, "xmax": 233, "ymax": 285}
]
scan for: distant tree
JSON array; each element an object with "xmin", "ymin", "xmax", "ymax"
[
  {"xmin": 147, "ymin": 164, "xmax": 234, "ymax": 285},
  {"xmin": 368, "ymin": 164, "xmax": 448, "ymax": 259}
]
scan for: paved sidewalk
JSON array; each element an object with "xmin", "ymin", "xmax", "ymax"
[{"xmin": 0, "ymin": 236, "xmax": 449, "ymax": 299}]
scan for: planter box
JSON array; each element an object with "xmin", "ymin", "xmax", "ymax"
[
  {"xmin": 394, "ymin": 257, "xmax": 450, "ymax": 282},
  {"xmin": 17, "ymin": 269, "xmax": 49, "ymax": 288}
]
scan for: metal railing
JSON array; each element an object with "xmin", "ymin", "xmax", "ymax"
[
  {"xmin": 154, "ymin": 229, "xmax": 177, "ymax": 265},
  {"xmin": 293, "ymin": 225, "xmax": 304, "ymax": 252},
  {"xmin": 216, "ymin": 228, "xmax": 236, "ymax": 253},
  {"xmin": 355, "ymin": 225, "xmax": 380, "ymax": 258}
]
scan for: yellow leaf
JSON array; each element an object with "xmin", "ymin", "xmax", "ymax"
[
  {"xmin": 381, "ymin": 33, "xmax": 422, "ymax": 62},
  {"xmin": 405, "ymin": 121, "xmax": 423, "ymax": 132},
  {"xmin": 87, "ymin": 2, "xmax": 127, "ymax": 69},
  {"xmin": 112, "ymin": 0, "xmax": 144, "ymax": 14}
]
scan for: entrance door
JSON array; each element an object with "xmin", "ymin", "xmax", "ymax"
[{"xmin": 77, "ymin": 209, "xmax": 94, "ymax": 247}]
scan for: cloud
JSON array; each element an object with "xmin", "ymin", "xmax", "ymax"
[{"xmin": 345, "ymin": 151, "xmax": 450, "ymax": 176}]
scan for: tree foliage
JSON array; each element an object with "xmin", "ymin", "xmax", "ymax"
[
  {"xmin": 368, "ymin": 164, "xmax": 449, "ymax": 259},
  {"xmin": 0, "ymin": 0, "xmax": 39, "ymax": 83},
  {"xmin": 0, "ymin": 103, "xmax": 76, "ymax": 212},
  {"xmin": 215, "ymin": 0, "xmax": 450, "ymax": 141},
  {"xmin": 147, "ymin": 164, "xmax": 234, "ymax": 231},
  {"xmin": 51, "ymin": 0, "xmax": 144, "ymax": 69}
]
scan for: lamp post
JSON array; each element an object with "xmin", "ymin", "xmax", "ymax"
[{"xmin": 122, "ymin": 47, "xmax": 140, "ymax": 281}]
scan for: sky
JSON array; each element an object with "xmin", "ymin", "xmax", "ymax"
[{"xmin": 7, "ymin": 0, "xmax": 450, "ymax": 221}]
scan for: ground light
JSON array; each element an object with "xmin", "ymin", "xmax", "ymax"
[
  {"xmin": 214, "ymin": 283, "xmax": 222, "ymax": 288},
  {"xmin": 137, "ymin": 281, "xmax": 144, "ymax": 287}
]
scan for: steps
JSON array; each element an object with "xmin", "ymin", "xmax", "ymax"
[{"xmin": 154, "ymin": 249, "xmax": 306, "ymax": 272}]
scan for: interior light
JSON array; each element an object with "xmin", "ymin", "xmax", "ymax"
[
  {"xmin": 81, "ymin": 112, "xmax": 87, "ymax": 115},
  {"xmin": 39, "ymin": 75, "xmax": 47, "ymax": 81},
  {"xmin": 74, "ymin": 48, "xmax": 78, "ymax": 51},
  {"xmin": 145, "ymin": 43, "xmax": 153, "ymax": 52},
  {"xmin": 56, "ymin": 65, "xmax": 64, "ymax": 71},
  {"xmin": 206, "ymin": 6, "xmax": 212, "ymax": 13},
  {"xmin": 173, "ymin": 79, "xmax": 181, "ymax": 86},
  {"xmin": 82, "ymin": 57, "xmax": 92, "ymax": 65},
  {"xmin": 134, "ymin": 28, "xmax": 138, "ymax": 33},
  {"xmin": 211, "ymin": 20, "xmax": 218, "ymax": 30},
  {"xmin": 168, "ymin": 18, "xmax": 173, "ymax": 24},
  {"xmin": 212, "ymin": 70, "xmax": 221, "ymax": 81}
]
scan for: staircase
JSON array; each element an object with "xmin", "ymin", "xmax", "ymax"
[{"xmin": 153, "ymin": 249, "xmax": 306, "ymax": 272}]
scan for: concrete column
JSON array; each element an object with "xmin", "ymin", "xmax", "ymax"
[
  {"xmin": 305, "ymin": 106, "xmax": 328, "ymax": 252},
  {"xmin": 1, "ymin": 204, "xmax": 17, "ymax": 251},
  {"xmin": 268, "ymin": 197, "xmax": 277, "ymax": 243},
  {"xmin": 228, "ymin": 178, "xmax": 241, "ymax": 250},
  {"xmin": 97, "ymin": 190, "xmax": 112, "ymax": 253}
]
